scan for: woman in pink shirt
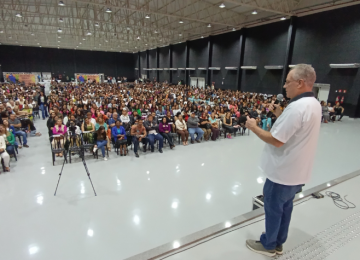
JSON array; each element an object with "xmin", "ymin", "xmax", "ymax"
[{"xmin": 52, "ymin": 119, "xmax": 67, "ymax": 157}]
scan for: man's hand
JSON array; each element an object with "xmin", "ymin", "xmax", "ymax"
[
  {"xmin": 245, "ymin": 116, "xmax": 257, "ymax": 131},
  {"xmin": 268, "ymin": 104, "xmax": 282, "ymax": 118}
]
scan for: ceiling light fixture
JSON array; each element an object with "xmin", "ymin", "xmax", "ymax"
[
  {"xmin": 207, "ymin": 24, "xmax": 211, "ymax": 28},
  {"xmin": 137, "ymin": 36, "xmax": 140, "ymax": 40},
  {"xmin": 145, "ymin": 14, "xmax": 150, "ymax": 19},
  {"xmin": 79, "ymin": 42, "xmax": 82, "ymax": 44},
  {"xmin": 232, "ymin": 28, "xmax": 236, "ymax": 31},
  {"xmin": 59, "ymin": 18, "xmax": 64, "ymax": 22},
  {"xmin": 219, "ymin": 3, "xmax": 226, "ymax": 8},
  {"xmin": 280, "ymin": 17, "xmax": 286, "ymax": 20},
  {"xmin": 86, "ymin": 32, "xmax": 92, "ymax": 35},
  {"xmin": 95, "ymin": 22, "xmax": 99, "ymax": 27},
  {"xmin": 40, "ymin": 46, "xmax": 42, "ymax": 48},
  {"xmin": 76, "ymin": 46, "xmax": 78, "ymax": 48},
  {"xmin": 252, "ymin": 10, "xmax": 258, "ymax": 15},
  {"xmin": 31, "ymin": 33, "xmax": 34, "ymax": 36},
  {"xmin": 57, "ymin": 28, "xmax": 62, "ymax": 33},
  {"xmin": 58, "ymin": 41, "xmax": 60, "ymax": 43},
  {"xmin": 154, "ymin": 30, "xmax": 158, "ymax": 33},
  {"xmin": 105, "ymin": 8, "xmax": 112, "ymax": 13},
  {"xmin": 179, "ymin": 34, "xmax": 182, "ymax": 36},
  {"xmin": 58, "ymin": 1, "xmax": 65, "ymax": 6},
  {"xmin": 201, "ymin": 36, "xmax": 204, "ymax": 38},
  {"xmin": 16, "ymin": 13, "xmax": 22, "ymax": 18},
  {"xmin": 0, "ymin": 31, "xmax": 3, "ymax": 33},
  {"xmin": 105, "ymin": 40, "xmax": 108, "ymax": 42},
  {"xmin": 58, "ymin": 36, "xmax": 61, "ymax": 38},
  {"xmin": 179, "ymin": 20, "xmax": 183, "ymax": 24}
]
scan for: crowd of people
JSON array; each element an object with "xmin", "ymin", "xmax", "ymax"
[{"xmin": 0, "ymin": 79, "xmax": 345, "ymax": 165}]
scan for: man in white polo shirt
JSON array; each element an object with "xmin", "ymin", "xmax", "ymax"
[{"xmin": 245, "ymin": 64, "xmax": 321, "ymax": 257}]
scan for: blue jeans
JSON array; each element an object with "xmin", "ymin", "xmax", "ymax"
[
  {"xmin": 147, "ymin": 134, "xmax": 163, "ymax": 150},
  {"xmin": 260, "ymin": 178, "xmax": 303, "ymax": 250},
  {"xmin": 40, "ymin": 104, "xmax": 48, "ymax": 119},
  {"xmin": 14, "ymin": 131, "xmax": 27, "ymax": 145},
  {"xmin": 188, "ymin": 127, "xmax": 204, "ymax": 141},
  {"xmin": 6, "ymin": 145, "xmax": 15, "ymax": 154},
  {"xmin": 96, "ymin": 140, "xmax": 107, "ymax": 157},
  {"xmin": 132, "ymin": 136, "xmax": 149, "ymax": 153}
]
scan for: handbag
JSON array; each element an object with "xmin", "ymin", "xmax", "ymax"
[{"xmin": 205, "ymin": 123, "xmax": 212, "ymax": 129}]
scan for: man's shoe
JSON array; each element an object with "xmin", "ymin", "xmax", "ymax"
[
  {"xmin": 191, "ymin": 140, "xmax": 194, "ymax": 144},
  {"xmin": 143, "ymin": 146, "xmax": 147, "ymax": 152},
  {"xmin": 159, "ymin": 149, "xmax": 163, "ymax": 153},
  {"xmin": 275, "ymin": 245, "xmax": 283, "ymax": 255},
  {"xmin": 135, "ymin": 153, "xmax": 139, "ymax": 158},
  {"xmin": 23, "ymin": 144, "xmax": 29, "ymax": 148},
  {"xmin": 195, "ymin": 140, "xmax": 201, "ymax": 143},
  {"xmin": 246, "ymin": 240, "xmax": 276, "ymax": 257},
  {"xmin": 151, "ymin": 149, "xmax": 154, "ymax": 153}
]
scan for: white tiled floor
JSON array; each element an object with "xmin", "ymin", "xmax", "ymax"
[
  {"xmin": 0, "ymin": 118, "xmax": 359, "ymax": 260},
  {"xmin": 164, "ymin": 175, "xmax": 360, "ymax": 260}
]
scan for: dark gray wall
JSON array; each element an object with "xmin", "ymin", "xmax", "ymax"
[
  {"xmin": 241, "ymin": 21, "xmax": 289, "ymax": 94},
  {"xmin": 148, "ymin": 49, "xmax": 157, "ymax": 80},
  {"xmin": 0, "ymin": 45, "xmax": 136, "ymax": 81},
  {"xmin": 292, "ymin": 5, "xmax": 360, "ymax": 117},
  {"xmin": 189, "ymin": 38, "xmax": 208, "ymax": 80},
  {"xmin": 159, "ymin": 46, "xmax": 170, "ymax": 82},
  {"xmin": 212, "ymin": 31, "xmax": 241, "ymax": 90},
  {"xmin": 172, "ymin": 43, "xmax": 187, "ymax": 84}
]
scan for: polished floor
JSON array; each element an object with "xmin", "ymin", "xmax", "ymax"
[
  {"xmin": 0, "ymin": 117, "xmax": 359, "ymax": 260},
  {"xmin": 164, "ymin": 175, "xmax": 360, "ymax": 260}
]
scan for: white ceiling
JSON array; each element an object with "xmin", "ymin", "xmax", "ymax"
[{"xmin": 0, "ymin": 0, "xmax": 359, "ymax": 53}]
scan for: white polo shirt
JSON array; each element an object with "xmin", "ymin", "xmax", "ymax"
[{"xmin": 259, "ymin": 93, "xmax": 321, "ymax": 185}]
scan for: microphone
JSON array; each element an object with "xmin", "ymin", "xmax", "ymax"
[{"xmin": 274, "ymin": 94, "xmax": 284, "ymax": 105}]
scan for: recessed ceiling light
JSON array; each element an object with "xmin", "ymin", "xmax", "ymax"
[
  {"xmin": 105, "ymin": 40, "xmax": 108, "ymax": 42},
  {"xmin": 58, "ymin": 1, "xmax": 65, "ymax": 6},
  {"xmin": 16, "ymin": 13, "xmax": 22, "ymax": 18},
  {"xmin": 99, "ymin": 43, "xmax": 101, "ymax": 46},
  {"xmin": 58, "ymin": 47, "xmax": 59, "ymax": 49},
  {"xmin": 58, "ymin": 28, "xmax": 62, "ymax": 33},
  {"xmin": 0, "ymin": 31, "xmax": 3, "ymax": 33},
  {"xmin": 252, "ymin": 10, "xmax": 258, "ymax": 15},
  {"xmin": 137, "ymin": 36, "xmax": 140, "ymax": 40},
  {"xmin": 58, "ymin": 41, "xmax": 60, "ymax": 43},
  {"xmin": 145, "ymin": 14, "xmax": 150, "ymax": 19},
  {"xmin": 126, "ymin": 41, "xmax": 128, "ymax": 43},
  {"xmin": 127, "ymin": 27, "xmax": 130, "ymax": 30},
  {"xmin": 145, "ymin": 44, "xmax": 147, "ymax": 45},
  {"xmin": 58, "ymin": 36, "xmax": 61, "ymax": 38},
  {"xmin": 155, "ymin": 30, "xmax": 158, "ymax": 33},
  {"xmin": 232, "ymin": 28, "xmax": 236, "ymax": 31},
  {"xmin": 59, "ymin": 18, "xmax": 64, "ymax": 22},
  {"xmin": 201, "ymin": 36, "xmax": 204, "ymax": 38},
  {"xmin": 76, "ymin": 45, "xmax": 78, "ymax": 47},
  {"xmin": 179, "ymin": 34, "xmax": 182, "ymax": 36},
  {"xmin": 105, "ymin": 8, "xmax": 112, "ymax": 13},
  {"xmin": 207, "ymin": 24, "xmax": 211, "ymax": 27},
  {"xmin": 95, "ymin": 22, "xmax": 99, "ymax": 27},
  {"xmin": 31, "ymin": 33, "xmax": 34, "ymax": 36},
  {"xmin": 40, "ymin": 46, "xmax": 42, "ymax": 47},
  {"xmin": 86, "ymin": 32, "xmax": 92, "ymax": 35},
  {"xmin": 9, "ymin": 36, "xmax": 12, "ymax": 39},
  {"xmin": 135, "ymin": 47, "xmax": 137, "ymax": 48},
  {"xmin": 37, "ymin": 42, "xmax": 40, "ymax": 45},
  {"xmin": 111, "ymin": 48, "xmax": 113, "ymax": 50},
  {"xmin": 219, "ymin": 3, "xmax": 225, "ymax": 8},
  {"xmin": 280, "ymin": 17, "xmax": 286, "ymax": 20},
  {"xmin": 179, "ymin": 20, "xmax": 183, "ymax": 24},
  {"xmin": 79, "ymin": 42, "xmax": 82, "ymax": 44}
]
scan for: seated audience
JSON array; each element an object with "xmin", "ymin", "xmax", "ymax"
[
  {"xmin": 8, "ymin": 114, "xmax": 29, "ymax": 148},
  {"xmin": 222, "ymin": 112, "xmax": 235, "ymax": 138},
  {"xmin": 159, "ymin": 117, "xmax": 175, "ymax": 149},
  {"xmin": 52, "ymin": 119, "xmax": 67, "ymax": 157},
  {"xmin": 334, "ymin": 102, "xmax": 344, "ymax": 121},
  {"xmin": 187, "ymin": 112, "xmax": 204, "ymax": 144},
  {"xmin": 143, "ymin": 114, "xmax": 163, "ymax": 153},
  {"xmin": 130, "ymin": 118, "xmax": 148, "ymax": 158},
  {"xmin": 199, "ymin": 112, "xmax": 212, "ymax": 141},
  {"xmin": 112, "ymin": 121, "xmax": 127, "ymax": 156},
  {"xmin": 175, "ymin": 115, "xmax": 189, "ymax": 146},
  {"xmin": 93, "ymin": 126, "xmax": 108, "ymax": 160},
  {"xmin": 0, "ymin": 134, "xmax": 10, "ymax": 172},
  {"xmin": 209, "ymin": 113, "xmax": 220, "ymax": 141}
]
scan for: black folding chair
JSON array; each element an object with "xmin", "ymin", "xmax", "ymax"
[{"xmin": 50, "ymin": 134, "xmax": 67, "ymax": 166}]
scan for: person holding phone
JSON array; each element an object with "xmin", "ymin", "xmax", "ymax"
[
  {"xmin": 52, "ymin": 119, "xmax": 67, "ymax": 157},
  {"xmin": 245, "ymin": 64, "xmax": 321, "ymax": 257}
]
